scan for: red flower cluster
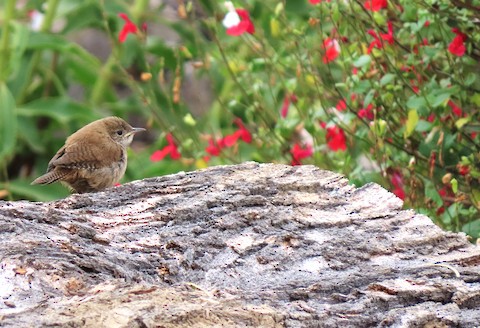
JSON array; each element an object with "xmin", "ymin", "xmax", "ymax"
[
  {"xmin": 151, "ymin": 133, "xmax": 181, "ymax": 161},
  {"xmin": 364, "ymin": 0, "xmax": 388, "ymax": 11},
  {"xmin": 291, "ymin": 143, "xmax": 313, "ymax": 166},
  {"xmin": 457, "ymin": 164, "xmax": 470, "ymax": 176},
  {"xmin": 323, "ymin": 38, "xmax": 341, "ymax": 63},
  {"xmin": 448, "ymin": 28, "xmax": 467, "ymax": 57},
  {"xmin": 367, "ymin": 21, "xmax": 394, "ymax": 53},
  {"xmin": 280, "ymin": 93, "xmax": 298, "ymax": 118},
  {"xmin": 359, "ymin": 104, "xmax": 375, "ymax": 120},
  {"xmin": 335, "ymin": 99, "xmax": 347, "ymax": 111},
  {"xmin": 205, "ymin": 119, "xmax": 252, "ymax": 157},
  {"xmin": 118, "ymin": 13, "xmax": 138, "ymax": 43},
  {"xmin": 448, "ymin": 100, "xmax": 463, "ymax": 117},
  {"xmin": 326, "ymin": 125, "xmax": 347, "ymax": 151},
  {"xmin": 320, "ymin": 123, "xmax": 347, "ymax": 151}
]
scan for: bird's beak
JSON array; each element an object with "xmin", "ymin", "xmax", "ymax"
[
  {"xmin": 132, "ymin": 127, "xmax": 146, "ymax": 134},
  {"xmin": 126, "ymin": 127, "xmax": 146, "ymax": 137}
]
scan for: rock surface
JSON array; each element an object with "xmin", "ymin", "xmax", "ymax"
[{"xmin": 0, "ymin": 162, "xmax": 479, "ymax": 327}]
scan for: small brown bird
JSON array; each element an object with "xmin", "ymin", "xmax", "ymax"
[{"xmin": 32, "ymin": 117, "xmax": 145, "ymax": 193}]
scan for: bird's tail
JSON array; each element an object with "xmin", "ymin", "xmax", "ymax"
[{"xmin": 31, "ymin": 170, "xmax": 67, "ymax": 185}]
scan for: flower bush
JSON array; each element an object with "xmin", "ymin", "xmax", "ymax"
[{"xmin": 0, "ymin": 0, "xmax": 479, "ymax": 240}]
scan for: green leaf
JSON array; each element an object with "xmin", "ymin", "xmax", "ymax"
[
  {"xmin": 462, "ymin": 220, "xmax": 480, "ymax": 238},
  {"xmin": 364, "ymin": 89, "xmax": 375, "ymax": 107},
  {"xmin": 146, "ymin": 38, "xmax": 177, "ymax": 69},
  {"xmin": 380, "ymin": 73, "xmax": 395, "ymax": 87},
  {"xmin": 64, "ymin": 56, "xmax": 99, "ymax": 86},
  {"xmin": 352, "ymin": 80, "xmax": 371, "ymax": 94},
  {"xmin": 416, "ymin": 120, "xmax": 432, "ymax": 132},
  {"xmin": 424, "ymin": 180, "xmax": 442, "ymax": 206},
  {"xmin": 404, "ymin": 109, "xmax": 419, "ymax": 138},
  {"xmin": 17, "ymin": 97, "xmax": 95, "ymax": 124},
  {"xmin": 465, "ymin": 73, "xmax": 477, "ymax": 86},
  {"xmin": 353, "ymin": 55, "xmax": 371, "ymax": 68},
  {"xmin": 431, "ymin": 92, "xmax": 450, "ymax": 108},
  {"xmin": 9, "ymin": 22, "xmax": 30, "ymax": 79},
  {"xmin": 451, "ymin": 178, "xmax": 458, "ymax": 194},
  {"xmin": 471, "ymin": 93, "xmax": 480, "ymax": 106},
  {"xmin": 27, "ymin": 32, "xmax": 71, "ymax": 51},
  {"xmin": 406, "ymin": 96, "xmax": 426, "ymax": 110},
  {"xmin": 0, "ymin": 83, "xmax": 17, "ymax": 164},
  {"xmin": 17, "ymin": 116, "xmax": 45, "ymax": 153},
  {"xmin": 27, "ymin": 32, "xmax": 100, "ymax": 68},
  {"xmin": 62, "ymin": 2, "xmax": 102, "ymax": 34},
  {"xmin": 455, "ymin": 117, "xmax": 470, "ymax": 129}
]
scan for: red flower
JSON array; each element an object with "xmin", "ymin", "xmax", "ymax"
[
  {"xmin": 382, "ymin": 22, "xmax": 395, "ymax": 44},
  {"xmin": 364, "ymin": 0, "xmax": 387, "ymax": 11},
  {"xmin": 150, "ymin": 133, "xmax": 181, "ymax": 161},
  {"xmin": 204, "ymin": 119, "xmax": 251, "ymax": 157},
  {"xmin": 448, "ymin": 100, "xmax": 463, "ymax": 117},
  {"xmin": 323, "ymin": 38, "xmax": 341, "ymax": 63},
  {"xmin": 280, "ymin": 96, "xmax": 290, "ymax": 118},
  {"xmin": 233, "ymin": 118, "xmax": 252, "ymax": 143},
  {"xmin": 390, "ymin": 171, "xmax": 405, "ymax": 200},
  {"xmin": 291, "ymin": 143, "xmax": 313, "ymax": 165},
  {"xmin": 411, "ymin": 83, "xmax": 419, "ymax": 94},
  {"xmin": 392, "ymin": 187, "xmax": 405, "ymax": 200},
  {"xmin": 309, "ymin": 0, "xmax": 322, "ymax": 3},
  {"xmin": 280, "ymin": 94, "xmax": 298, "ymax": 118},
  {"xmin": 358, "ymin": 104, "xmax": 375, "ymax": 120},
  {"xmin": 223, "ymin": 9, "xmax": 255, "ymax": 36},
  {"xmin": 206, "ymin": 138, "xmax": 221, "ymax": 156},
  {"xmin": 413, "ymin": 38, "xmax": 429, "ymax": 54},
  {"xmin": 336, "ymin": 99, "xmax": 347, "ymax": 111},
  {"xmin": 221, "ymin": 134, "xmax": 237, "ymax": 147},
  {"xmin": 457, "ymin": 164, "xmax": 470, "ymax": 176},
  {"xmin": 437, "ymin": 185, "xmax": 454, "ymax": 215},
  {"xmin": 367, "ymin": 21, "xmax": 394, "ymax": 54},
  {"xmin": 325, "ymin": 125, "xmax": 347, "ymax": 151},
  {"xmin": 118, "ymin": 13, "xmax": 138, "ymax": 43},
  {"xmin": 448, "ymin": 28, "xmax": 467, "ymax": 57}
]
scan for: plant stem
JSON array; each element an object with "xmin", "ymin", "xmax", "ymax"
[
  {"xmin": 0, "ymin": 0, "xmax": 16, "ymax": 82},
  {"xmin": 131, "ymin": 0, "xmax": 149, "ymax": 21},
  {"xmin": 90, "ymin": 55, "xmax": 116, "ymax": 105},
  {"xmin": 41, "ymin": 0, "xmax": 60, "ymax": 33},
  {"xmin": 16, "ymin": 0, "xmax": 60, "ymax": 104},
  {"xmin": 93, "ymin": 0, "xmax": 149, "ymax": 106}
]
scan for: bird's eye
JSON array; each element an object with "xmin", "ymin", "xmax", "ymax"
[{"xmin": 116, "ymin": 130, "xmax": 123, "ymax": 136}]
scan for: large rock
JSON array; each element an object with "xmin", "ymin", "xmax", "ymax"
[{"xmin": 0, "ymin": 163, "xmax": 479, "ymax": 327}]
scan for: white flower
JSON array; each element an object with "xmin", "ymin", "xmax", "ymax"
[
  {"xmin": 29, "ymin": 10, "xmax": 44, "ymax": 31},
  {"xmin": 222, "ymin": 1, "xmax": 240, "ymax": 28}
]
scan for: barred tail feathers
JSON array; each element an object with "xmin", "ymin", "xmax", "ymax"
[{"xmin": 31, "ymin": 170, "xmax": 67, "ymax": 185}]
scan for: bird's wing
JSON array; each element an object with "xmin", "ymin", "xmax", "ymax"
[{"xmin": 49, "ymin": 140, "xmax": 121, "ymax": 170}]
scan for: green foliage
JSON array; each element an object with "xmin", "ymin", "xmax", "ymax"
[
  {"xmin": 0, "ymin": 0, "xmax": 479, "ymax": 241},
  {"xmin": 0, "ymin": 83, "xmax": 17, "ymax": 165}
]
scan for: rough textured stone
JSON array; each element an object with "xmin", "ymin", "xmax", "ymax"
[{"xmin": 0, "ymin": 163, "xmax": 479, "ymax": 327}]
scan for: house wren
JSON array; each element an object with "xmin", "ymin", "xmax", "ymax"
[{"xmin": 31, "ymin": 116, "xmax": 145, "ymax": 193}]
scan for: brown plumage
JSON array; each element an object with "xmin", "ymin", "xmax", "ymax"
[{"xmin": 32, "ymin": 117, "xmax": 145, "ymax": 193}]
